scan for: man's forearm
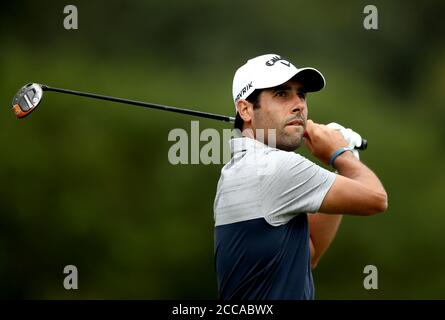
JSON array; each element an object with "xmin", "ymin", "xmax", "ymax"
[
  {"xmin": 334, "ymin": 151, "xmax": 386, "ymax": 196},
  {"xmin": 308, "ymin": 212, "xmax": 343, "ymax": 269},
  {"xmin": 317, "ymin": 151, "xmax": 388, "ymax": 215}
]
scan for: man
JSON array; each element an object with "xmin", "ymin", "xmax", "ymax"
[{"xmin": 213, "ymin": 54, "xmax": 387, "ymax": 300}]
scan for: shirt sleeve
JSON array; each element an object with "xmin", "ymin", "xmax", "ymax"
[{"xmin": 262, "ymin": 150, "xmax": 336, "ymax": 226}]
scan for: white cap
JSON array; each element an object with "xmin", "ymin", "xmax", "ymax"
[{"xmin": 232, "ymin": 54, "xmax": 325, "ymax": 111}]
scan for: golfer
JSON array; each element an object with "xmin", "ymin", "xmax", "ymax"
[{"xmin": 213, "ymin": 54, "xmax": 388, "ymax": 300}]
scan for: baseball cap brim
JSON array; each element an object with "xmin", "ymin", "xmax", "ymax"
[{"xmin": 290, "ymin": 67, "xmax": 325, "ymax": 92}]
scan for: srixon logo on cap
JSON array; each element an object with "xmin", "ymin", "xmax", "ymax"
[
  {"xmin": 265, "ymin": 55, "xmax": 291, "ymax": 67},
  {"xmin": 235, "ymin": 81, "xmax": 253, "ymax": 102}
]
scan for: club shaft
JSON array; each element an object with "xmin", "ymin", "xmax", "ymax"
[
  {"xmin": 39, "ymin": 84, "xmax": 367, "ymax": 150},
  {"xmin": 41, "ymin": 85, "xmax": 235, "ymax": 123}
]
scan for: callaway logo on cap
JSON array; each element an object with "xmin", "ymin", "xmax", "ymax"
[{"xmin": 232, "ymin": 54, "xmax": 326, "ymax": 112}]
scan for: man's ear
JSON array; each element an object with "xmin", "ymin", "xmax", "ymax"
[{"xmin": 236, "ymin": 100, "xmax": 253, "ymax": 124}]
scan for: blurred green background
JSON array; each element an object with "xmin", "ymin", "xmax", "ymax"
[{"xmin": 1, "ymin": 0, "xmax": 444, "ymax": 299}]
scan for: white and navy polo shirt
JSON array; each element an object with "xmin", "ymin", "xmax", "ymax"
[{"xmin": 213, "ymin": 137, "xmax": 336, "ymax": 300}]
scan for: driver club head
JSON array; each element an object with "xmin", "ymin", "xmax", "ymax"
[{"xmin": 12, "ymin": 83, "xmax": 44, "ymax": 119}]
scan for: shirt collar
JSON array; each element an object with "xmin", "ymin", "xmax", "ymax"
[{"xmin": 230, "ymin": 137, "xmax": 270, "ymax": 155}]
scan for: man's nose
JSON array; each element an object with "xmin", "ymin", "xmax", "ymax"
[{"xmin": 291, "ymin": 98, "xmax": 305, "ymax": 113}]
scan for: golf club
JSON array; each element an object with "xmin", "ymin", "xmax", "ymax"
[{"xmin": 11, "ymin": 83, "xmax": 368, "ymax": 150}]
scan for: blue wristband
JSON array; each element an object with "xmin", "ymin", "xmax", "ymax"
[{"xmin": 329, "ymin": 147, "xmax": 354, "ymax": 167}]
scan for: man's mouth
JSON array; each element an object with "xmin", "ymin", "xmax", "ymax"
[{"xmin": 286, "ymin": 119, "xmax": 304, "ymax": 127}]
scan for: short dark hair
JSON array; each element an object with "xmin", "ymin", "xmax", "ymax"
[{"xmin": 234, "ymin": 89, "xmax": 262, "ymax": 131}]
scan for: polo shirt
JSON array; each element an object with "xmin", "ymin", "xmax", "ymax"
[{"xmin": 214, "ymin": 137, "xmax": 336, "ymax": 299}]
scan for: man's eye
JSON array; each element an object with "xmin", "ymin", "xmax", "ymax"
[
  {"xmin": 298, "ymin": 92, "xmax": 307, "ymax": 100},
  {"xmin": 275, "ymin": 91, "xmax": 287, "ymax": 97}
]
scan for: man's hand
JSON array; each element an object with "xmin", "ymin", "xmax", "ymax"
[
  {"xmin": 303, "ymin": 120, "xmax": 349, "ymax": 165},
  {"xmin": 326, "ymin": 122, "xmax": 362, "ymax": 160}
]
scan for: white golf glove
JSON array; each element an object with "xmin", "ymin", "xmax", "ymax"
[{"xmin": 326, "ymin": 122, "xmax": 362, "ymax": 160}]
